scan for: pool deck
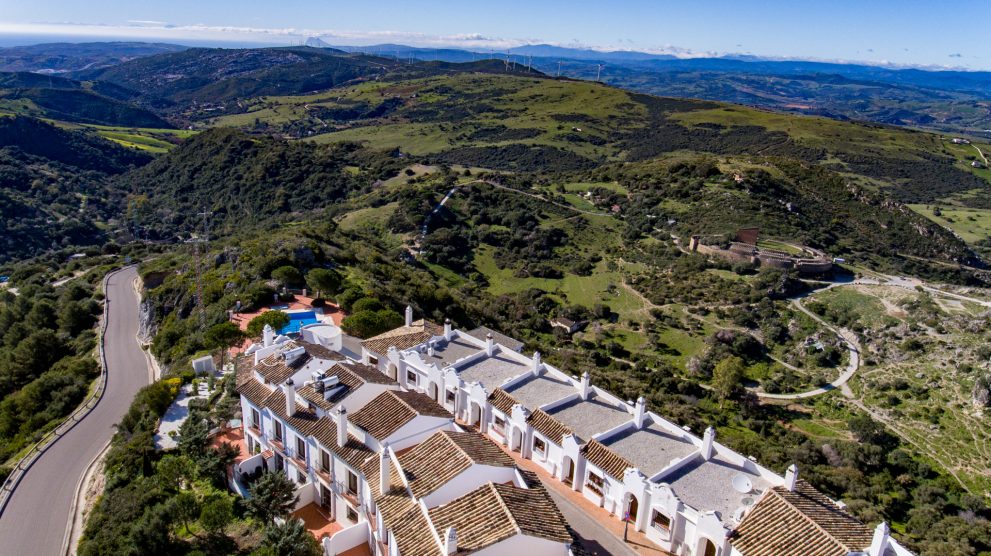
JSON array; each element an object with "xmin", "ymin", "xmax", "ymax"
[{"xmin": 230, "ymin": 295, "xmax": 346, "ymax": 353}]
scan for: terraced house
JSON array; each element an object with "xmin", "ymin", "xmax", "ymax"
[{"xmin": 234, "ymin": 310, "xmax": 911, "ymax": 556}]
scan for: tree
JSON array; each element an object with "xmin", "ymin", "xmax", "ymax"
[
  {"xmin": 262, "ymin": 518, "xmax": 321, "ymax": 556},
  {"xmin": 305, "ymin": 268, "xmax": 341, "ymax": 299},
  {"xmin": 156, "ymin": 454, "xmax": 196, "ymax": 492},
  {"xmin": 178, "ymin": 415, "xmax": 210, "ymax": 459},
  {"xmin": 168, "ymin": 491, "xmax": 200, "ymax": 534},
  {"xmin": 203, "ymin": 322, "xmax": 246, "ymax": 371},
  {"xmin": 340, "ymin": 309, "xmax": 403, "ymax": 338},
  {"xmin": 247, "ymin": 311, "xmax": 290, "ymax": 337},
  {"xmin": 247, "ymin": 471, "xmax": 298, "ymax": 524},
  {"xmin": 712, "ymin": 355, "xmax": 745, "ymax": 401},
  {"xmin": 271, "ymin": 266, "xmax": 302, "ymax": 290},
  {"xmin": 199, "ymin": 491, "xmax": 234, "ymax": 535}
]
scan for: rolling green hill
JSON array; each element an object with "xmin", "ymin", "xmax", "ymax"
[
  {"xmin": 0, "ymin": 116, "xmax": 152, "ymax": 261},
  {"xmin": 0, "ymin": 72, "xmax": 171, "ymax": 127}
]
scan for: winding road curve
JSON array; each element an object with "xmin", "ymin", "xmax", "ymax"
[{"xmin": 0, "ymin": 266, "xmax": 151, "ymax": 555}]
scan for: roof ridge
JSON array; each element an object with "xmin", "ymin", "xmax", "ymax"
[{"xmin": 772, "ymin": 486, "xmax": 853, "ymax": 553}]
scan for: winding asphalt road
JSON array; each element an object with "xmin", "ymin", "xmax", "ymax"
[{"xmin": 0, "ymin": 266, "xmax": 150, "ymax": 555}]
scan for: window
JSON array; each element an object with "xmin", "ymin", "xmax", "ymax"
[
  {"xmin": 406, "ymin": 370, "xmax": 418, "ymax": 385},
  {"xmin": 321, "ymin": 450, "xmax": 331, "ymax": 473},
  {"xmin": 368, "ymin": 356, "xmax": 378, "ymax": 365},
  {"xmin": 585, "ymin": 471, "xmax": 604, "ymax": 495},
  {"xmin": 651, "ymin": 510, "xmax": 671, "ymax": 531},
  {"xmin": 250, "ymin": 408, "xmax": 260, "ymax": 429},
  {"xmin": 533, "ymin": 436, "xmax": 546, "ymax": 455},
  {"xmin": 493, "ymin": 415, "xmax": 505, "ymax": 434},
  {"xmin": 296, "ymin": 436, "xmax": 306, "ymax": 460},
  {"xmin": 274, "ymin": 421, "xmax": 284, "ymax": 442},
  {"xmin": 297, "ymin": 469, "xmax": 306, "ymax": 484},
  {"xmin": 347, "ymin": 470, "xmax": 358, "ymax": 495},
  {"xmin": 445, "ymin": 389, "xmax": 456, "ymax": 405},
  {"xmin": 346, "ymin": 505, "xmax": 359, "ymax": 523}
]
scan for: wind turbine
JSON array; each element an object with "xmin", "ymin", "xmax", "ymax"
[
  {"xmin": 557, "ymin": 60, "xmax": 563, "ymax": 77},
  {"xmin": 596, "ymin": 64, "xmax": 604, "ymax": 81}
]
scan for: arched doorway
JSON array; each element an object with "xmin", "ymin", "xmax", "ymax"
[
  {"xmin": 469, "ymin": 402, "xmax": 481, "ymax": 430},
  {"xmin": 387, "ymin": 363, "xmax": 398, "ymax": 380},
  {"xmin": 562, "ymin": 456, "xmax": 575, "ymax": 486},
  {"xmin": 702, "ymin": 538, "xmax": 717, "ymax": 556},
  {"xmin": 626, "ymin": 493, "xmax": 639, "ymax": 524},
  {"xmin": 510, "ymin": 427, "xmax": 523, "ymax": 452}
]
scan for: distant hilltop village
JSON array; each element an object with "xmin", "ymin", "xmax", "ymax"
[
  {"xmin": 689, "ymin": 228, "xmax": 835, "ymax": 275},
  {"xmin": 225, "ymin": 306, "xmax": 909, "ymax": 556}
]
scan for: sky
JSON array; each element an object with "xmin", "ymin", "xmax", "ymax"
[{"xmin": 0, "ymin": 0, "xmax": 987, "ymax": 70}]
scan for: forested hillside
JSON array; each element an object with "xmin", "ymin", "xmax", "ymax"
[{"xmin": 0, "ymin": 116, "xmax": 151, "ymax": 262}]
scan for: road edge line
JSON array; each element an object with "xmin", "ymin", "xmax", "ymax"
[{"xmin": 61, "ymin": 438, "xmax": 111, "ymax": 556}]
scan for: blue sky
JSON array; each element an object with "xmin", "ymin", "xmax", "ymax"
[{"xmin": 1, "ymin": 0, "xmax": 986, "ymax": 69}]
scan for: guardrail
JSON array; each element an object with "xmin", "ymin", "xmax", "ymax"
[{"xmin": 0, "ymin": 264, "xmax": 133, "ymax": 517}]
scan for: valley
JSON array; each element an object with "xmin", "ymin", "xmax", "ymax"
[{"xmin": 1, "ymin": 42, "xmax": 991, "ymax": 555}]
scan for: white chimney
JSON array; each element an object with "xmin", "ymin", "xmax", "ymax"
[
  {"xmin": 784, "ymin": 464, "xmax": 799, "ymax": 491},
  {"xmin": 444, "ymin": 318, "xmax": 452, "ymax": 341},
  {"xmin": 531, "ymin": 351, "xmax": 541, "ymax": 376},
  {"xmin": 283, "ymin": 379, "xmax": 296, "ymax": 416},
  {"xmin": 485, "ymin": 332, "xmax": 494, "ymax": 356},
  {"xmin": 405, "ymin": 305, "xmax": 413, "ymax": 327},
  {"xmin": 579, "ymin": 371, "xmax": 591, "ymax": 400},
  {"xmin": 263, "ymin": 324, "xmax": 275, "ymax": 347},
  {"xmin": 428, "ymin": 342, "xmax": 435, "ymax": 357},
  {"xmin": 702, "ymin": 426, "xmax": 716, "ymax": 460},
  {"xmin": 444, "ymin": 526, "xmax": 457, "ymax": 555},
  {"xmin": 336, "ymin": 406, "xmax": 348, "ymax": 448},
  {"xmin": 868, "ymin": 522, "xmax": 890, "ymax": 556},
  {"xmin": 379, "ymin": 443, "xmax": 392, "ymax": 495},
  {"xmin": 634, "ymin": 397, "xmax": 647, "ymax": 429}
]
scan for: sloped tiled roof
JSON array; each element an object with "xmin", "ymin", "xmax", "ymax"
[
  {"xmin": 351, "ymin": 390, "xmax": 451, "ymax": 440},
  {"xmin": 428, "ymin": 482, "xmax": 572, "ymax": 552},
  {"xmin": 295, "ymin": 362, "xmax": 397, "ymax": 412},
  {"xmin": 387, "ymin": 499, "xmax": 442, "ymax": 556},
  {"xmin": 236, "ymin": 365, "xmax": 274, "ymax": 407},
  {"xmin": 732, "ymin": 480, "xmax": 874, "ymax": 556},
  {"xmin": 581, "ymin": 439, "xmax": 632, "ymax": 480},
  {"xmin": 254, "ymin": 345, "xmax": 311, "ymax": 384},
  {"xmin": 361, "ymin": 319, "xmax": 443, "ymax": 355},
  {"xmin": 527, "ymin": 409, "xmax": 573, "ymax": 446},
  {"xmin": 398, "ymin": 430, "xmax": 515, "ymax": 498},
  {"xmin": 488, "ymin": 388, "xmax": 520, "ymax": 415}
]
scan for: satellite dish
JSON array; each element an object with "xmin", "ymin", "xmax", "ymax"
[{"xmin": 731, "ymin": 474, "xmax": 753, "ymax": 494}]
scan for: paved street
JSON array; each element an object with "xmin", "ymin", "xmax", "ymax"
[{"xmin": 0, "ymin": 266, "xmax": 151, "ymax": 555}]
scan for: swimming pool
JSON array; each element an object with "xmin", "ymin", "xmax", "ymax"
[{"xmin": 279, "ymin": 311, "xmax": 319, "ymax": 335}]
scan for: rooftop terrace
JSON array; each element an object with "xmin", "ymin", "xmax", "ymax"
[
  {"xmin": 545, "ymin": 393, "xmax": 631, "ymax": 444},
  {"xmin": 600, "ymin": 419, "xmax": 697, "ymax": 478},
  {"xmin": 456, "ymin": 351, "xmax": 530, "ymax": 387},
  {"xmin": 419, "ymin": 336, "xmax": 483, "ymax": 367},
  {"xmin": 502, "ymin": 372, "xmax": 576, "ymax": 411},
  {"xmin": 662, "ymin": 453, "xmax": 773, "ymax": 526}
]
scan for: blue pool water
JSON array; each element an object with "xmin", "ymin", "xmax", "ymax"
[{"xmin": 279, "ymin": 311, "xmax": 319, "ymax": 335}]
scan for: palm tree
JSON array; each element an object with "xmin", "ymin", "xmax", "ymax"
[{"xmin": 263, "ymin": 518, "xmax": 321, "ymax": 556}]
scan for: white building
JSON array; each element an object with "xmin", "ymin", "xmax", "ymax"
[{"xmin": 233, "ymin": 307, "xmax": 910, "ymax": 556}]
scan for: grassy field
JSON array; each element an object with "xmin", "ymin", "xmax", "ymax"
[{"xmin": 907, "ymin": 204, "xmax": 991, "ymax": 244}]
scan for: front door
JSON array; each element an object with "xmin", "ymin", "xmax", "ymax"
[
  {"xmin": 703, "ymin": 539, "xmax": 717, "ymax": 556},
  {"xmin": 627, "ymin": 495, "xmax": 639, "ymax": 523},
  {"xmin": 320, "ymin": 484, "xmax": 332, "ymax": 509}
]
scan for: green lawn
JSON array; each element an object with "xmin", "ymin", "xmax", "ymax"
[{"xmin": 907, "ymin": 204, "xmax": 991, "ymax": 244}]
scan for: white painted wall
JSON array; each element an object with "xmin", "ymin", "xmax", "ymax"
[
  {"xmin": 421, "ymin": 465, "xmax": 519, "ymax": 508},
  {"xmin": 470, "ymin": 533, "xmax": 570, "ymax": 556}
]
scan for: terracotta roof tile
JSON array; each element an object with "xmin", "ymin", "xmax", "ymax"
[
  {"xmin": 732, "ymin": 480, "xmax": 874, "ymax": 556},
  {"xmin": 581, "ymin": 439, "xmax": 633, "ymax": 480},
  {"xmin": 361, "ymin": 319, "xmax": 443, "ymax": 355},
  {"xmin": 488, "ymin": 388, "xmax": 520, "ymax": 415},
  {"xmin": 398, "ymin": 430, "xmax": 515, "ymax": 498},
  {"xmin": 351, "ymin": 390, "xmax": 451, "ymax": 441},
  {"xmin": 387, "ymin": 501, "xmax": 442, "ymax": 556},
  {"xmin": 236, "ymin": 366, "xmax": 274, "ymax": 407},
  {"xmin": 429, "ymin": 482, "xmax": 572, "ymax": 552},
  {"xmin": 527, "ymin": 409, "xmax": 573, "ymax": 446}
]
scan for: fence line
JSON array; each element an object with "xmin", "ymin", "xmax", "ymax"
[{"xmin": 0, "ymin": 264, "xmax": 132, "ymax": 517}]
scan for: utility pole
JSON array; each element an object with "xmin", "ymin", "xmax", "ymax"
[{"xmin": 193, "ymin": 210, "xmax": 211, "ymax": 329}]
